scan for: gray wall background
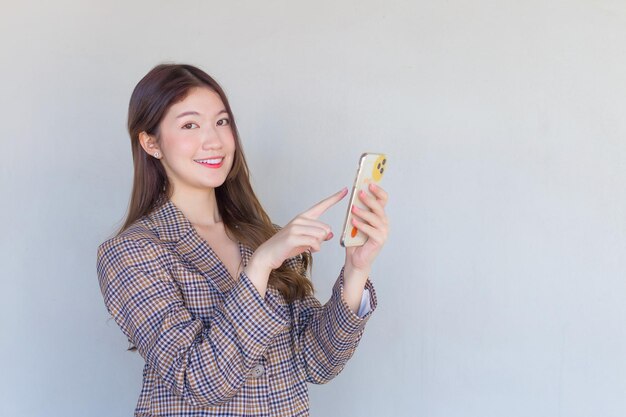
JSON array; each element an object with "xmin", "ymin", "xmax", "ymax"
[{"xmin": 1, "ymin": 1, "xmax": 625, "ymax": 416}]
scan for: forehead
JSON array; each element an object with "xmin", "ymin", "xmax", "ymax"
[{"xmin": 165, "ymin": 87, "xmax": 225, "ymax": 117}]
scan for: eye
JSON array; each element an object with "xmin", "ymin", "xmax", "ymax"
[
  {"xmin": 217, "ymin": 118, "xmax": 230, "ymax": 127},
  {"xmin": 182, "ymin": 122, "xmax": 199, "ymax": 129}
]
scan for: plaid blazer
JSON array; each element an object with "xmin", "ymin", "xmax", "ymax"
[{"xmin": 96, "ymin": 199, "xmax": 378, "ymax": 416}]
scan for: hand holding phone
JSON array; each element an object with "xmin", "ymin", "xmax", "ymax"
[{"xmin": 340, "ymin": 153, "xmax": 388, "ymax": 247}]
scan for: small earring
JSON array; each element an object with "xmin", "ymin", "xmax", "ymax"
[{"xmin": 153, "ymin": 152, "xmax": 161, "ymax": 159}]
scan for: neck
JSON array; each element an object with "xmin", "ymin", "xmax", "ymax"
[{"xmin": 170, "ymin": 186, "xmax": 222, "ymax": 227}]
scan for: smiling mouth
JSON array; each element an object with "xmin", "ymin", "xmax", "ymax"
[{"xmin": 194, "ymin": 157, "xmax": 224, "ymax": 168}]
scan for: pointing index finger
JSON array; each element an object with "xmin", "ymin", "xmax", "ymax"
[{"xmin": 302, "ymin": 187, "xmax": 349, "ymax": 219}]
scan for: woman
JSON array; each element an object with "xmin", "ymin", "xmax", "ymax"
[{"xmin": 96, "ymin": 63, "xmax": 389, "ymax": 416}]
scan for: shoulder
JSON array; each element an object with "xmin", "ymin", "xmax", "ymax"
[
  {"xmin": 98, "ymin": 216, "xmax": 158, "ymax": 252},
  {"xmin": 97, "ymin": 216, "xmax": 167, "ymax": 271},
  {"xmin": 96, "ymin": 217, "xmax": 181, "ymax": 305}
]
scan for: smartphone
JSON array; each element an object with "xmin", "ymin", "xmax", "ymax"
[{"xmin": 340, "ymin": 153, "xmax": 388, "ymax": 247}]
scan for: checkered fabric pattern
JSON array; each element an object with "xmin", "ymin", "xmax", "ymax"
[{"xmin": 96, "ymin": 200, "xmax": 378, "ymax": 416}]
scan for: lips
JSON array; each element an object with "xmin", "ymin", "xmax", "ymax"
[{"xmin": 194, "ymin": 157, "xmax": 224, "ymax": 168}]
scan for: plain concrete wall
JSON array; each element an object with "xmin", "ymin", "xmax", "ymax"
[{"xmin": 1, "ymin": 1, "xmax": 626, "ymax": 416}]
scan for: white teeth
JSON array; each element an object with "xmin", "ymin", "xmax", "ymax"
[{"xmin": 196, "ymin": 158, "xmax": 223, "ymax": 164}]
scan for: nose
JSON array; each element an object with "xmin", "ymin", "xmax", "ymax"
[{"xmin": 201, "ymin": 126, "xmax": 222, "ymax": 149}]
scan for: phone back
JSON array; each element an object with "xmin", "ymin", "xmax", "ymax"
[{"xmin": 341, "ymin": 153, "xmax": 388, "ymax": 247}]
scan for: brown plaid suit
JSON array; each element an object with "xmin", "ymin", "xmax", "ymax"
[{"xmin": 96, "ymin": 199, "xmax": 378, "ymax": 416}]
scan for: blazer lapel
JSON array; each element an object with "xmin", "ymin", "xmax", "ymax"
[
  {"xmin": 148, "ymin": 199, "xmax": 250, "ymax": 294},
  {"xmin": 146, "ymin": 200, "xmax": 285, "ymax": 305}
]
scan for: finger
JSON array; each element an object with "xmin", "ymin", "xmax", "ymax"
[
  {"xmin": 302, "ymin": 187, "xmax": 348, "ymax": 219},
  {"xmin": 289, "ymin": 224, "xmax": 332, "ymax": 242},
  {"xmin": 351, "ymin": 217, "xmax": 386, "ymax": 246},
  {"xmin": 358, "ymin": 189, "xmax": 386, "ymax": 219},
  {"xmin": 295, "ymin": 236, "xmax": 323, "ymax": 254},
  {"xmin": 368, "ymin": 183, "xmax": 389, "ymax": 206},
  {"xmin": 351, "ymin": 205, "xmax": 386, "ymax": 230},
  {"xmin": 291, "ymin": 217, "xmax": 333, "ymax": 237}
]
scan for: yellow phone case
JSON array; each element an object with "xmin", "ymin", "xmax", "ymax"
[{"xmin": 340, "ymin": 153, "xmax": 388, "ymax": 247}]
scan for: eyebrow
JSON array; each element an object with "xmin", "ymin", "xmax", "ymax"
[{"xmin": 176, "ymin": 109, "xmax": 228, "ymax": 119}]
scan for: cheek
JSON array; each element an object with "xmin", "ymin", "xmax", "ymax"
[
  {"xmin": 227, "ymin": 131, "xmax": 237, "ymax": 150},
  {"xmin": 225, "ymin": 137, "xmax": 237, "ymax": 169},
  {"xmin": 161, "ymin": 133, "xmax": 196, "ymax": 156}
]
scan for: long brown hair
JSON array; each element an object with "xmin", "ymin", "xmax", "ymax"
[{"xmin": 119, "ymin": 63, "xmax": 313, "ymax": 302}]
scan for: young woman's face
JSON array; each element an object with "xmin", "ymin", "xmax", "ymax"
[{"xmin": 156, "ymin": 87, "xmax": 236, "ymax": 194}]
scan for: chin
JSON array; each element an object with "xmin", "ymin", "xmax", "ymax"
[{"xmin": 202, "ymin": 177, "xmax": 229, "ymax": 189}]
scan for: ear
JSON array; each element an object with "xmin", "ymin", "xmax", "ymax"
[{"xmin": 139, "ymin": 131, "xmax": 161, "ymax": 158}]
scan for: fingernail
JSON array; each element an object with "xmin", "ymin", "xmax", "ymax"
[{"xmin": 327, "ymin": 232, "xmax": 334, "ymax": 239}]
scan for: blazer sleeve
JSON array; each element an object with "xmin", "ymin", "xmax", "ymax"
[
  {"xmin": 96, "ymin": 236, "xmax": 288, "ymax": 407},
  {"xmin": 279, "ymin": 256, "xmax": 378, "ymax": 384}
]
